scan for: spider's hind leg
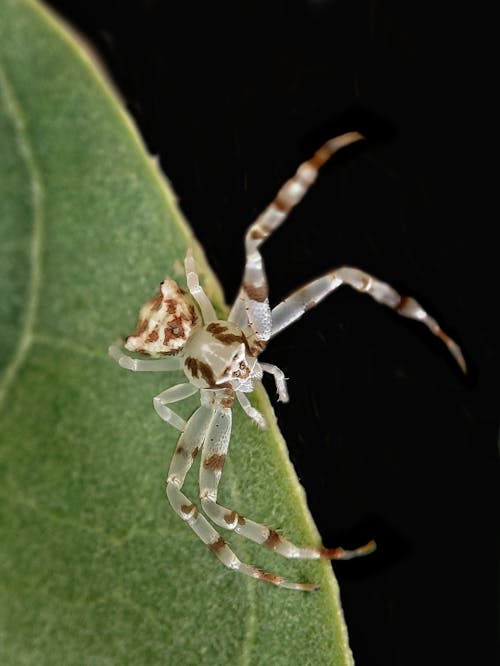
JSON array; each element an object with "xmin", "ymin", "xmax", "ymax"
[
  {"xmin": 200, "ymin": 396, "xmax": 375, "ymax": 563},
  {"xmin": 167, "ymin": 394, "xmax": 316, "ymax": 591}
]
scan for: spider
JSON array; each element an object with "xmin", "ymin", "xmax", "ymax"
[{"xmin": 109, "ymin": 131, "xmax": 465, "ymax": 591}]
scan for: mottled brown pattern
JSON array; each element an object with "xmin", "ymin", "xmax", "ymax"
[
  {"xmin": 135, "ymin": 319, "xmax": 148, "ymax": 336},
  {"xmin": 191, "ymin": 446, "xmax": 199, "ymax": 460},
  {"xmin": 163, "ymin": 316, "xmax": 186, "ymax": 346},
  {"xmin": 203, "ymin": 453, "xmax": 226, "ymax": 471},
  {"xmin": 263, "ymin": 529, "xmax": 281, "ymax": 550},
  {"xmin": 237, "ymin": 514, "xmax": 246, "ymax": 526},
  {"xmin": 208, "ymin": 536, "xmax": 226, "ymax": 553},
  {"xmin": 145, "ymin": 329, "xmax": 159, "ymax": 343},
  {"xmin": 243, "ymin": 282, "xmax": 268, "ymax": 303},
  {"xmin": 150, "ymin": 292, "xmax": 163, "ymax": 311},
  {"xmin": 166, "ymin": 298, "xmax": 178, "ymax": 315}
]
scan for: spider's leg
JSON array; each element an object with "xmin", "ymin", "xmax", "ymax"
[
  {"xmin": 153, "ymin": 383, "xmax": 200, "ymax": 432},
  {"xmin": 228, "ymin": 132, "xmax": 364, "ymax": 349},
  {"xmin": 260, "ymin": 362, "xmax": 289, "ymax": 402},
  {"xmin": 193, "ymin": 396, "xmax": 317, "ymax": 590},
  {"xmin": 167, "ymin": 397, "xmax": 317, "ymax": 590},
  {"xmin": 184, "ymin": 248, "xmax": 216, "ymax": 324},
  {"xmin": 200, "ymin": 399, "xmax": 375, "ymax": 564},
  {"xmin": 109, "ymin": 344, "xmax": 182, "ymax": 371},
  {"xmin": 270, "ymin": 267, "xmax": 466, "ymax": 371},
  {"xmin": 236, "ymin": 391, "xmax": 267, "ymax": 428}
]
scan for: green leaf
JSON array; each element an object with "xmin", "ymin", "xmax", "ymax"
[{"xmin": 0, "ymin": 1, "xmax": 355, "ymax": 664}]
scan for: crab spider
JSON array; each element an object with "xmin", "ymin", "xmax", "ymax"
[{"xmin": 109, "ymin": 131, "xmax": 465, "ymax": 591}]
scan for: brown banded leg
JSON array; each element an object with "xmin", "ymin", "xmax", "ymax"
[
  {"xmin": 168, "ymin": 401, "xmax": 317, "ymax": 590},
  {"xmin": 270, "ymin": 266, "xmax": 466, "ymax": 371},
  {"xmin": 200, "ymin": 405, "xmax": 375, "ymax": 563},
  {"xmin": 228, "ymin": 132, "xmax": 365, "ymax": 350},
  {"xmin": 195, "ymin": 403, "xmax": 323, "ymax": 590}
]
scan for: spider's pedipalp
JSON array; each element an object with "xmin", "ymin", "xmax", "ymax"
[
  {"xmin": 236, "ymin": 391, "xmax": 267, "ymax": 428},
  {"xmin": 270, "ymin": 266, "xmax": 465, "ymax": 371},
  {"xmin": 229, "ymin": 131, "xmax": 364, "ymax": 351},
  {"xmin": 260, "ymin": 362, "xmax": 289, "ymax": 402}
]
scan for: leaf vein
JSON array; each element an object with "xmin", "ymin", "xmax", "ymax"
[{"xmin": 0, "ymin": 60, "xmax": 44, "ymax": 412}]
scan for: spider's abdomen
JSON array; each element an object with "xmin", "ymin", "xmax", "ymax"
[
  {"xmin": 182, "ymin": 321, "xmax": 256, "ymax": 389},
  {"xmin": 125, "ymin": 279, "xmax": 199, "ymax": 357}
]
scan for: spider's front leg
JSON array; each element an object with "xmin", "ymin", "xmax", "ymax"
[
  {"xmin": 269, "ymin": 267, "xmax": 466, "ymax": 371},
  {"xmin": 229, "ymin": 132, "xmax": 364, "ymax": 352}
]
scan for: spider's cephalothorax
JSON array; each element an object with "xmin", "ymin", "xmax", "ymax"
[
  {"xmin": 182, "ymin": 321, "xmax": 261, "ymax": 391},
  {"xmin": 110, "ymin": 131, "xmax": 465, "ymax": 591}
]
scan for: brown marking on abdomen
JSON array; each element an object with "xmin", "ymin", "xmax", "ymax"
[
  {"xmin": 146, "ymin": 329, "xmax": 159, "ymax": 343},
  {"xmin": 150, "ymin": 292, "xmax": 163, "ymax": 311}
]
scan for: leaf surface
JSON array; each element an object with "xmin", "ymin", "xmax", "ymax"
[{"xmin": 0, "ymin": 2, "xmax": 354, "ymax": 664}]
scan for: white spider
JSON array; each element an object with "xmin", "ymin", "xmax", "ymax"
[{"xmin": 109, "ymin": 132, "xmax": 465, "ymax": 591}]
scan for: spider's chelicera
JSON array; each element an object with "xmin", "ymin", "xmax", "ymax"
[{"xmin": 110, "ymin": 132, "xmax": 465, "ymax": 591}]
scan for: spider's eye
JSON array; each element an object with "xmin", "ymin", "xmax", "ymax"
[
  {"xmin": 239, "ymin": 361, "xmax": 246, "ymax": 370},
  {"xmin": 232, "ymin": 369, "xmax": 241, "ymax": 377}
]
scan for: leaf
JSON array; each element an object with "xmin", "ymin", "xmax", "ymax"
[{"xmin": 0, "ymin": 1, "xmax": 355, "ymax": 664}]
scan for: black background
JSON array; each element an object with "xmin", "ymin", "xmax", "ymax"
[{"xmin": 44, "ymin": 2, "xmax": 498, "ymax": 664}]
